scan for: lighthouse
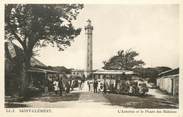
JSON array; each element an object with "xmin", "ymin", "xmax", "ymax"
[{"xmin": 85, "ymin": 19, "xmax": 93, "ymax": 78}]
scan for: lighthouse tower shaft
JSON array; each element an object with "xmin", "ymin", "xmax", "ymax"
[{"xmin": 85, "ymin": 19, "xmax": 93, "ymax": 77}]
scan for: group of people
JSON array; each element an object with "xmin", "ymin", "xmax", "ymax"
[
  {"xmin": 86, "ymin": 78, "xmax": 149, "ymax": 96},
  {"xmin": 87, "ymin": 79, "xmax": 98, "ymax": 93},
  {"xmin": 128, "ymin": 82, "xmax": 149, "ymax": 96},
  {"xmin": 51, "ymin": 77, "xmax": 149, "ymax": 96},
  {"xmin": 52, "ymin": 78, "xmax": 85, "ymax": 95},
  {"xmin": 53, "ymin": 79, "xmax": 64, "ymax": 96},
  {"xmin": 87, "ymin": 79, "xmax": 107, "ymax": 94}
]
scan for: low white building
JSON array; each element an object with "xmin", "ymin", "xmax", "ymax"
[{"xmin": 157, "ymin": 68, "xmax": 179, "ymax": 96}]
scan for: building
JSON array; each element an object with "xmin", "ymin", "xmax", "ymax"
[
  {"xmin": 5, "ymin": 41, "xmax": 58, "ymax": 97},
  {"xmin": 93, "ymin": 70, "xmax": 134, "ymax": 79},
  {"xmin": 157, "ymin": 68, "xmax": 179, "ymax": 96},
  {"xmin": 85, "ymin": 19, "xmax": 93, "ymax": 77}
]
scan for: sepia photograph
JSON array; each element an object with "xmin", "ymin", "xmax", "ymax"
[{"xmin": 4, "ymin": 4, "xmax": 179, "ymax": 110}]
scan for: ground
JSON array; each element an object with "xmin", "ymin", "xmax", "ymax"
[{"xmin": 5, "ymin": 81, "xmax": 178, "ymax": 109}]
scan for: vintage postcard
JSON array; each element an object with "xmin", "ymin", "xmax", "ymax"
[{"xmin": 0, "ymin": 0, "xmax": 182, "ymax": 117}]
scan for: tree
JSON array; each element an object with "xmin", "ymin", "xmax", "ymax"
[
  {"xmin": 103, "ymin": 49, "xmax": 145, "ymax": 70},
  {"xmin": 5, "ymin": 4, "xmax": 83, "ymax": 97}
]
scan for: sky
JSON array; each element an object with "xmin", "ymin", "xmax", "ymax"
[{"xmin": 35, "ymin": 4, "xmax": 179, "ymax": 70}]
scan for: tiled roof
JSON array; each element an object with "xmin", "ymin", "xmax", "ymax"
[{"xmin": 159, "ymin": 68, "xmax": 179, "ymax": 77}]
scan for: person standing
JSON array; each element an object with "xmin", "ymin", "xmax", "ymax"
[
  {"xmin": 78, "ymin": 80, "xmax": 81, "ymax": 90},
  {"xmin": 66, "ymin": 81, "xmax": 71, "ymax": 93},
  {"xmin": 44, "ymin": 79, "xmax": 49, "ymax": 95},
  {"xmin": 53, "ymin": 79, "xmax": 59, "ymax": 95},
  {"xmin": 58, "ymin": 78, "xmax": 63, "ymax": 96},
  {"xmin": 103, "ymin": 79, "xmax": 107, "ymax": 94},
  {"xmin": 87, "ymin": 80, "xmax": 90, "ymax": 92},
  {"xmin": 93, "ymin": 79, "xmax": 98, "ymax": 93}
]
